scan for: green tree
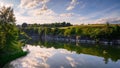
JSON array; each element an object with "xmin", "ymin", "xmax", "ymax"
[
  {"xmin": 22, "ymin": 22, "xmax": 28, "ymax": 28},
  {"xmin": 0, "ymin": 6, "xmax": 17, "ymax": 49},
  {"xmin": 0, "ymin": 6, "xmax": 15, "ymax": 23}
]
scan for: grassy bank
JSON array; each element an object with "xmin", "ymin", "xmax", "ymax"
[
  {"xmin": 0, "ymin": 51, "xmax": 27, "ymax": 67},
  {"xmin": 0, "ymin": 6, "xmax": 28, "ymax": 68},
  {"xmin": 0, "ymin": 41, "xmax": 28, "ymax": 68}
]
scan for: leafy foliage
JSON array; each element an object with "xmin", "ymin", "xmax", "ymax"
[
  {"xmin": 0, "ymin": 6, "xmax": 24, "ymax": 52},
  {"xmin": 21, "ymin": 23, "xmax": 120, "ymax": 42}
]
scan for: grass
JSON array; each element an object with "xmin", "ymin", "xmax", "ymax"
[
  {"xmin": 0, "ymin": 51, "xmax": 27, "ymax": 67},
  {"xmin": 0, "ymin": 41, "xmax": 28, "ymax": 68},
  {"xmin": 58, "ymin": 24, "xmax": 120, "ymax": 29}
]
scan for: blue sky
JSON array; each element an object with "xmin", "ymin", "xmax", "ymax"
[{"xmin": 0, "ymin": 0, "xmax": 120, "ymax": 24}]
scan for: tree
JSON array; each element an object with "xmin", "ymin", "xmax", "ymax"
[
  {"xmin": 112, "ymin": 25, "xmax": 120, "ymax": 39},
  {"xmin": 22, "ymin": 22, "xmax": 28, "ymax": 28},
  {"xmin": 0, "ymin": 6, "xmax": 17, "ymax": 49},
  {"xmin": 0, "ymin": 6, "xmax": 16, "ymax": 24},
  {"xmin": 76, "ymin": 27, "xmax": 82, "ymax": 36},
  {"xmin": 104, "ymin": 22, "xmax": 112, "ymax": 41},
  {"xmin": 64, "ymin": 28, "xmax": 71, "ymax": 37}
]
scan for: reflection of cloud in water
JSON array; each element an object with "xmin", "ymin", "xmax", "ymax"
[
  {"xmin": 59, "ymin": 49, "xmax": 76, "ymax": 54},
  {"xmin": 8, "ymin": 45, "xmax": 77, "ymax": 68},
  {"xmin": 60, "ymin": 66, "xmax": 64, "ymax": 68},
  {"xmin": 66, "ymin": 56, "xmax": 78, "ymax": 67},
  {"xmin": 9, "ymin": 45, "xmax": 55, "ymax": 68},
  {"xmin": 5, "ymin": 45, "xmax": 119, "ymax": 68}
]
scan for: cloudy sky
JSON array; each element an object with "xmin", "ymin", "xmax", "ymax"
[{"xmin": 0, "ymin": 0, "xmax": 120, "ymax": 24}]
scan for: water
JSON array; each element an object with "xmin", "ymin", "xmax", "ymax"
[{"xmin": 4, "ymin": 41, "xmax": 120, "ymax": 68}]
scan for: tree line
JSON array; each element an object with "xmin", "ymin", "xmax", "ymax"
[
  {"xmin": 20, "ymin": 22, "xmax": 72, "ymax": 28},
  {"xmin": 20, "ymin": 22, "xmax": 120, "ymax": 43}
]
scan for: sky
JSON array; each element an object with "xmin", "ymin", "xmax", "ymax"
[{"xmin": 0, "ymin": 0, "xmax": 120, "ymax": 25}]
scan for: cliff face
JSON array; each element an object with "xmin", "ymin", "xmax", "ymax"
[{"xmin": 27, "ymin": 33, "xmax": 120, "ymax": 45}]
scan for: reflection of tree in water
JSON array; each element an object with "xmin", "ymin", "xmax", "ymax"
[
  {"xmin": 27, "ymin": 40, "xmax": 120, "ymax": 64},
  {"xmin": 103, "ymin": 57, "xmax": 109, "ymax": 64}
]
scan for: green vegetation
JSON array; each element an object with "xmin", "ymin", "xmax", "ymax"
[
  {"xmin": 0, "ymin": 4, "xmax": 119, "ymax": 68},
  {"xmin": 0, "ymin": 51, "xmax": 27, "ymax": 67},
  {"xmin": 28, "ymin": 40, "xmax": 120, "ymax": 64},
  {"xmin": 21, "ymin": 23, "xmax": 120, "ymax": 43},
  {"xmin": 21, "ymin": 22, "xmax": 72, "ymax": 28},
  {"xmin": 0, "ymin": 6, "xmax": 27, "ymax": 67}
]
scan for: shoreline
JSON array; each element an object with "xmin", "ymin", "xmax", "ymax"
[
  {"xmin": 30, "ymin": 35, "xmax": 120, "ymax": 45},
  {"xmin": 0, "ymin": 51, "xmax": 27, "ymax": 68}
]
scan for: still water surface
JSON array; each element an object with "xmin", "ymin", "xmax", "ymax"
[{"xmin": 4, "ymin": 41, "xmax": 120, "ymax": 68}]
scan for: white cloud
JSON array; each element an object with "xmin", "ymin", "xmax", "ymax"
[
  {"xmin": 15, "ymin": 10, "xmax": 88, "ymax": 25},
  {"xmin": 66, "ymin": 0, "xmax": 79, "ymax": 10},
  {"xmin": 15, "ymin": 11, "xmax": 58, "ymax": 25},
  {"xmin": 19, "ymin": 0, "xmax": 49, "ymax": 9},
  {"xmin": 93, "ymin": 17, "xmax": 120, "ymax": 24},
  {"xmin": 15, "ymin": 0, "xmax": 58, "ymax": 24},
  {"xmin": 28, "ymin": 8, "xmax": 55, "ymax": 16},
  {"xmin": 79, "ymin": 17, "xmax": 87, "ymax": 21},
  {"xmin": 14, "ymin": 0, "xmax": 120, "ymax": 25},
  {"xmin": 15, "ymin": 0, "xmax": 89, "ymax": 25},
  {"xmin": 0, "ymin": 2, "xmax": 14, "ymax": 7},
  {"xmin": 60, "ymin": 13, "xmax": 74, "ymax": 17}
]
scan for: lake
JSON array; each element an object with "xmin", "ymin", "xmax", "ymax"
[{"xmin": 4, "ymin": 40, "xmax": 120, "ymax": 68}]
